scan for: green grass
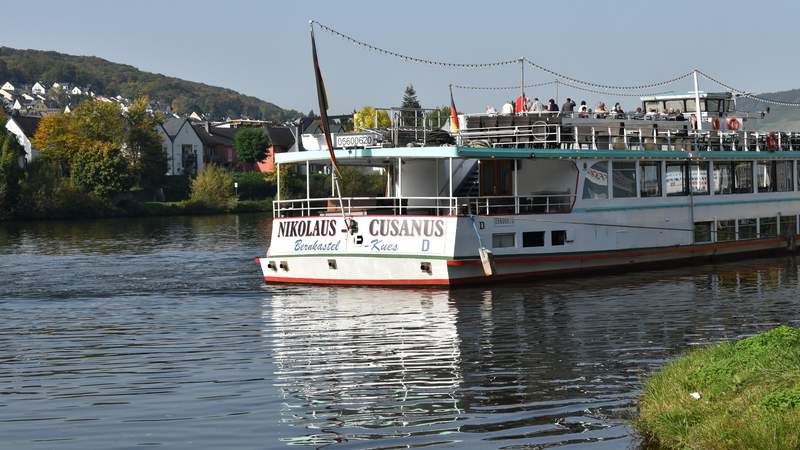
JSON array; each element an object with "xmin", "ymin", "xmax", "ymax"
[
  {"xmin": 635, "ymin": 325, "xmax": 800, "ymax": 449},
  {"xmin": 139, "ymin": 199, "xmax": 272, "ymax": 217}
]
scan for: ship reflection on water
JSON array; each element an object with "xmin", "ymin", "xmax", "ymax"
[{"xmin": 263, "ymin": 257, "xmax": 800, "ymax": 448}]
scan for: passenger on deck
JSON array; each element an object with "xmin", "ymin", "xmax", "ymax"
[
  {"xmin": 486, "ymin": 105, "xmax": 497, "ymax": 115},
  {"xmin": 595, "ymin": 102, "xmax": 609, "ymax": 118},
  {"xmin": 548, "ymin": 99, "xmax": 559, "ymax": 112},
  {"xmin": 690, "ymin": 113, "xmax": 698, "ymax": 130},
  {"xmin": 578, "ymin": 100, "xmax": 589, "ymax": 118},
  {"xmin": 645, "ymin": 108, "xmax": 658, "ymax": 119},
  {"xmin": 562, "ymin": 98, "xmax": 575, "ymax": 114},
  {"xmin": 501, "ymin": 100, "xmax": 514, "ymax": 115},
  {"xmin": 675, "ymin": 110, "xmax": 685, "ymax": 121},
  {"xmin": 515, "ymin": 95, "xmax": 530, "ymax": 113},
  {"xmin": 612, "ymin": 102, "xmax": 624, "ymax": 116},
  {"xmin": 531, "ymin": 97, "xmax": 544, "ymax": 112}
]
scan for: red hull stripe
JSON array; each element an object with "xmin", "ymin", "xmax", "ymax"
[
  {"xmin": 447, "ymin": 238, "xmax": 785, "ymax": 266},
  {"xmin": 264, "ymin": 276, "xmax": 451, "ymax": 286}
]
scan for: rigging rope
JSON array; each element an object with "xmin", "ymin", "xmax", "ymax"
[
  {"xmin": 697, "ymin": 70, "xmax": 800, "ymax": 107},
  {"xmin": 451, "ymin": 81, "xmax": 556, "ymax": 91},
  {"xmin": 311, "ymin": 21, "xmax": 519, "ymax": 68},
  {"xmin": 523, "ymin": 59, "xmax": 694, "ymax": 91}
]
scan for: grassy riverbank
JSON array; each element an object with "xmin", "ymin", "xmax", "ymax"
[{"xmin": 636, "ymin": 325, "xmax": 800, "ymax": 449}]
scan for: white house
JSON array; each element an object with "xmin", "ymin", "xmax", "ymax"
[
  {"xmin": 159, "ymin": 117, "xmax": 205, "ymax": 176},
  {"xmin": 0, "ymin": 89, "xmax": 13, "ymax": 101},
  {"xmin": 12, "ymin": 99, "xmax": 21, "ymax": 110},
  {"xmin": 31, "ymin": 82, "xmax": 46, "ymax": 95},
  {"xmin": 5, "ymin": 115, "xmax": 42, "ymax": 166},
  {"xmin": 71, "ymin": 86, "xmax": 82, "ymax": 95},
  {"xmin": 64, "ymin": 104, "xmax": 71, "ymax": 113},
  {"xmin": 1, "ymin": 82, "xmax": 15, "ymax": 92},
  {"xmin": 21, "ymin": 93, "xmax": 34, "ymax": 102},
  {"xmin": 51, "ymin": 82, "xmax": 62, "ymax": 90}
]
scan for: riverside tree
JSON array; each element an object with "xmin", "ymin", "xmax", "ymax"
[
  {"xmin": 233, "ymin": 128, "xmax": 269, "ymax": 165},
  {"xmin": 0, "ymin": 116, "xmax": 22, "ymax": 219},
  {"xmin": 32, "ymin": 98, "xmax": 166, "ymax": 199}
]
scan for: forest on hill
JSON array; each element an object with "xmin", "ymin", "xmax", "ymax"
[{"xmin": 0, "ymin": 47, "xmax": 300, "ymax": 121}]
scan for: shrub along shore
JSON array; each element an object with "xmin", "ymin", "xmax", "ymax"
[{"xmin": 636, "ymin": 325, "xmax": 800, "ymax": 449}]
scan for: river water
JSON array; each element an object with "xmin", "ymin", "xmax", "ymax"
[{"xmin": 1, "ymin": 213, "xmax": 799, "ymax": 449}]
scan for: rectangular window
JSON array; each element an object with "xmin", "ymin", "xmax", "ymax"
[
  {"xmin": 665, "ymin": 100, "xmax": 685, "ymax": 112},
  {"xmin": 757, "ymin": 161, "xmax": 775, "ymax": 192},
  {"xmin": 706, "ymin": 99, "xmax": 720, "ymax": 112},
  {"xmin": 714, "ymin": 162, "xmax": 733, "ymax": 195},
  {"xmin": 694, "ymin": 222, "xmax": 712, "ymax": 243},
  {"xmin": 717, "ymin": 220, "xmax": 736, "ymax": 242},
  {"xmin": 639, "ymin": 161, "xmax": 662, "ymax": 197},
  {"xmin": 776, "ymin": 161, "xmax": 793, "ymax": 192},
  {"xmin": 738, "ymin": 218, "xmax": 757, "ymax": 240},
  {"xmin": 781, "ymin": 215, "xmax": 797, "ymax": 236},
  {"xmin": 551, "ymin": 230, "xmax": 567, "ymax": 246},
  {"xmin": 522, "ymin": 231, "xmax": 545, "ymax": 247},
  {"xmin": 612, "ymin": 161, "xmax": 637, "ymax": 198},
  {"xmin": 690, "ymin": 162, "xmax": 710, "ymax": 195},
  {"xmin": 583, "ymin": 161, "xmax": 609, "ymax": 199},
  {"xmin": 734, "ymin": 162, "xmax": 753, "ymax": 194},
  {"xmin": 759, "ymin": 217, "xmax": 777, "ymax": 238},
  {"xmin": 492, "ymin": 233, "xmax": 515, "ymax": 248},
  {"xmin": 666, "ymin": 162, "xmax": 688, "ymax": 196}
]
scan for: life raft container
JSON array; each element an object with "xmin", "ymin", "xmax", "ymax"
[{"xmin": 727, "ymin": 117, "xmax": 740, "ymax": 131}]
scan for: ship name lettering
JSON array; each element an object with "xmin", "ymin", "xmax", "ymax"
[
  {"xmin": 279, "ymin": 219, "xmax": 337, "ymax": 237},
  {"xmin": 368, "ymin": 219, "xmax": 445, "ymax": 237}
]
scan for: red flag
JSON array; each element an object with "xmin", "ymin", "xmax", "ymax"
[
  {"xmin": 449, "ymin": 86, "xmax": 459, "ymax": 133},
  {"xmin": 311, "ymin": 28, "xmax": 340, "ymax": 175}
]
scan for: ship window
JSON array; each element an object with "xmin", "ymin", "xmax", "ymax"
[
  {"xmin": 492, "ymin": 233, "xmax": 515, "ymax": 248},
  {"xmin": 757, "ymin": 161, "xmax": 775, "ymax": 192},
  {"xmin": 552, "ymin": 230, "xmax": 567, "ymax": 246},
  {"xmin": 582, "ymin": 161, "xmax": 609, "ymax": 199},
  {"xmin": 640, "ymin": 161, "xmax": 662, "ymax": 197},
  {"xmin": 665, "ymin": 100, "xmax": 685, "ymax": 112},
  {"xmin": 612, "ymin": 161, "xmax": 637, "ymax": 198},
  {"xmin": 763, "ymin": 161, "xmax": 794, "ymax": 192},
  {"xmin": 717, "ymin": 220, "xmax": 736, "ymax": 242},
  {"xmin": 522, "ymin": 231, "xmax": 545, "ymax": 247},
  {"xmin": 738, "ymin": 218, "xmax": 757, "ymax": 240},
  {"xmin": 694, "ymin": 222, "xmax": 712, "ymax": 243},
  {"xmin": 714, "ymin": 162, "xmax": 733, "ymax": 195},
  {"xmin": 645, "ymin": 101, "xmax": 663, "ymax": 113},
  {"xmin": 760, "ymin": 217, "xmax": 777, "ymax": 238},
  {"xmin": 781, "ymin": 215, "xmax": 798, "ymax": 236},
  {"xmin": 666, "ymin": 162, "xmax": 688, "ymax": 196},
  {"xmin": 706, "ymin": 99, "xmax": 720, "ymax": 112},
  {"xmin": 727, "ymin": 100, "xmax": 735, "ymax": 112},
  {"xmin": 734, "ymin": 161, "xmax": 753, "ymax": 193},
  {"xmin": 690, "ymin": 162, "xmax": 710, "ymax": 195}
]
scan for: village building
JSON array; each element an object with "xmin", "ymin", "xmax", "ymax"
[
  {"xmin": 1, "ymin": 82, "xmax": 15, "ymax": 92},
  {"xmin": 158, "ymin": 117, "xmax": 205, "ymax": 176},
  {"xmin": 258, "ymin": 126, "xmax": 295, "ymax": 173},
  {"xmin": 5, "ymin": 114, "xmax": 42, "ymax": 166},
  {"xmin": 31, "ymin": 82, "xmax": 46, "ymax": 95}
]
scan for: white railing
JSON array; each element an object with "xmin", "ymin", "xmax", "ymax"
[
  {"xmin": 458, "ymin": 120, "xmax": 800, "ymax": 152},
  {"xmin": 273, "ymin": 194, "xmax": 576, "ymax": 218}
]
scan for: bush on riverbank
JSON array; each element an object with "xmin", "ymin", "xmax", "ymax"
[
  {"xmin": 232, "ymin": 171, "xmax": 276, "ymax": 200},
  {"xmin": 186, "ymin": 164, "xmax": 237, "ymax": 212},
  {"xmin": 636, "ymin": 325, "xmax": 800, "ymax": 449}
]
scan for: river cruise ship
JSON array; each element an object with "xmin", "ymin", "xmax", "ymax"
[{"xmin": 258, "ymin": 92, "xmax": 800, "ymax": 286}]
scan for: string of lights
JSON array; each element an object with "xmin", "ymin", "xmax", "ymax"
[
  {"xmin": 311, "ymin": 21, "xmax": 519, "ymax": 68},
  {"xmin": 523, "ymin": 58, "xmax": 694, "ymax": 91},
  {"xmin": 697, "ymin": 70, "xmax": 800, "ymax": 107},
  {"xmin": 451, "ymin": 81, "xmax": 557, "ymax": 91}
]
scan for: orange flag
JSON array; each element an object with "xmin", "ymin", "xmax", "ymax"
[{"xmin": 449, "ymin": 85, "xmax": 459, "ymax": 133}]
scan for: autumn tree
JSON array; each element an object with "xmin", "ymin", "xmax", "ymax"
[
  {"xmin": 126, "ymin": 98, "xmax": 168, "ymax": 192},
  {"xmin": 0, "ymin": 117, "xmax": 22, "ymax": 218},
  {"xmin": 353, "ymin": 106, "xmax": 391, "ymax": 130},
  {"xmin": 234, "ymin": 127, "xmax": 269, "ymax": 165}
]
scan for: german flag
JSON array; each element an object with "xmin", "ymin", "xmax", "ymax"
[
  {"xmin": 449, "ymin": 85, "xmax": 459, "ymax": 133},
  {"xmin": 311, "ymin": 28, "xmax": 340, "ymax": 175}
]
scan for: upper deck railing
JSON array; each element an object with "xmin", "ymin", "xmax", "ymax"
[
  {"xmin": 273, "ymin": 194, "xmax": 575, "ymax": 218},
  {"xmin": 457, "ymin": 111, "xmax": 800, "ymax": 152}
]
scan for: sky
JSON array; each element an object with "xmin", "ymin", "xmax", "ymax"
[{"xmin": 1, "ymin": 0, "xmax": 798, "ymax": 115}]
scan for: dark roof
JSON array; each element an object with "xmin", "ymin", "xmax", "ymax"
[
  {"xmin": 192, "ymin": 124, "xmax": 234, "ymax": 147},
  {"xmin": 162, "ymin": 117, "xmax": 186, "ymax": 137},
  {"xmin": 300, "ymin": 115, "xmax": 351, "ymax": 135},
  {"xmin": 10, "ymin": 115, "xmax": 41, "ymax": 137},
  {"xmin": 264, "ymin": 126, "xmax": 295, "ymax": 148}
]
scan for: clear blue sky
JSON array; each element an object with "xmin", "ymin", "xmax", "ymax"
[{"xmin": 0, "ymin": 0, "xmax": 797, "ymax": 114}]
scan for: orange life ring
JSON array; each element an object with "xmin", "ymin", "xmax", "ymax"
[
  {"xmin": 727, "ymin": 117, "xmax": 740, "ymax": 131},
  {"xmin": 767, "ymin": 132, "xmax": 779, "ymax": 151},
  {"xmin": 711, "ymin": 117, "xmax": 720, "ymax": 130}
]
